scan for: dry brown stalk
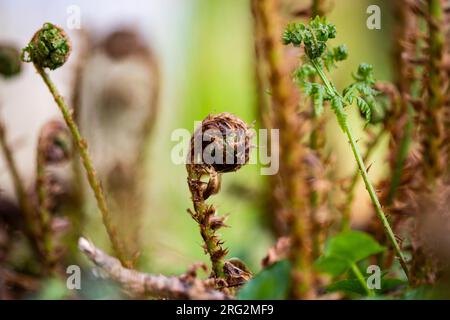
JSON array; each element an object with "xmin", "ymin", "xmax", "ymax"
[
  {"xmin": 252, "ymin": 0, "xmax": 314, "ymax": 299},
  {"xmin": 421, "ymin": 0, "xmax": 448, "ymax": 183}
]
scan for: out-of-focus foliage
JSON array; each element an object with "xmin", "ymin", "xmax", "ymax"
[
  {"xmin": 315, "ymin": 231, "xmax": 385, "ymax": 277},
  {"xmin": 237, "ymin": 260, "xmax": 291, "ymax": 300}
]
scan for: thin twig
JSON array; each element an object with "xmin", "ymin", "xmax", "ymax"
[{"xmin": 78, "ymin": 238, "xmax": 231, "ymax": 300}]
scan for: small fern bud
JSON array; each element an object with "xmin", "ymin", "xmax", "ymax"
[
  {"xmin": 354, "ymin": 63, "xmax": 375, "ymax": 84},
  {"xmin": 22, "ymin": 23, "xmax": 71, "ymax": 70},
  {"xmin": 189, "ymin": 113, "xmax": 252, "ymax": 174},
  {"xmin": 333, "ymin": 45, "xmax": 348, "ymax": 61},
  {"xmin": 0, "ymin": 45, "xmax": 22, "ymax": 78}
]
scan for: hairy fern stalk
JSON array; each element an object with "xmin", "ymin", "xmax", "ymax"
[
  {"xmin": 21, "ymin": 23, "xmax": 130, "ymax": 267},
  {"xmin": 283, "ymin": 16, "xmax": 410, "ymax": 279}
]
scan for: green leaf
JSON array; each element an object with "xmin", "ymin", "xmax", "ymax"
[
  {"xmin": 327, "ymin": 278, "xmax": 366, "ymax": 295},
  {"xmin": 294, "ymin": 63, "xmax": 316, "ymax": 83},
  {"xmin": 237, "ymin": 260, "xmax": 291, "ymax": 300},
  {"xmin": 311, "ymin": 83, "xmax": 325, "ymax": 116},
  {"xmin": 324, "ymin": 231, "xmax": 385, "ymax": 262},
  {"xmin": 356, "ymin": 96, "xmax": 371, "ymax": 123},
  {"xmin": 283, "ymin": 23, "xmax": 308, "ymax": 46},
  {"xmin": 333, "ymin": 44, "xmax": 348, "ymax": 61},
  {"xmin": 353, "ymin": 63, "xmax": 375, "ymax": 84},
  {"xmin": 315, "ymin": 231, "xmax": 385, "ymax": 277},
  {"xmin": 330, "ymin": 96, "xmax": 347, "ymax": 131},
  {"xmin": 327, "ymin": 277, "xmax": 406, "ymax": 295},
  {"xmin": 342, "ymin": 84, "xmax": 356, "ymax": 104},
  {"xmin": 381, "ymin": 278, "xmax": 407, "ymax": 292},
  {"xmin": 315, "ymin": 256, "xmax": 349, "ymax": 276},
  {"xmin": 323, "ymin": 45, "xmax": 348, "ymax": 71}
]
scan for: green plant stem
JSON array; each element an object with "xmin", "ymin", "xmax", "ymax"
[
  {"xmin": 35, "ymin": 66, "xmax": 129, "ymax": 267},
  {"xmin": 311, "ymin": 59, "xmax": 410, "ymax": 280},
  {"xmin": 342, "ymin": 129, "xmax": 384, "ymax": 230},
  {"xmin": 344, "ymin": 124, "xmax": 410, "ymax": 279},
  {"xmin": 350, "ymin": 263, "xmax": 374, "ymax": 297}
]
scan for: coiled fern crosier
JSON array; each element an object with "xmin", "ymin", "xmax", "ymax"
[
  {"xmin": 21, "ymin": 23, "xmax": 130, "ymax": 267},
  {"xmin": 283, "ymin": 16, "xmax": 410, "ymax": 280},
  {"xmin": 187, "ymin": 113, "xmax": 252, "ymax": 282}
]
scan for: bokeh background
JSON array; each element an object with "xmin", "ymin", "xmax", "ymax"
[{"xmin": 0, "ymin": 0, "xmax": 394, "ymax": 297}]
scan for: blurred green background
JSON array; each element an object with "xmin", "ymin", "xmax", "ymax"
[
  {"xmin": 141, "ymin": 0, "xmax": 394, "ymax": 276},
  {"xmin": 0, "ymin": 0, "xmax": 395, "ymax": 284}
]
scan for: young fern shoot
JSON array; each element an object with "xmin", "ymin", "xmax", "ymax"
[
  {"xmin": 283, "ymin": 17, "xmax": 409, "ymax": 279},
  {"xmin": 186, "ymin": 113, "xmax": 252, "ymax": 282},
  {"xmin": 21, "ymin": 23, "xmax": 129, "ymax": 267}
]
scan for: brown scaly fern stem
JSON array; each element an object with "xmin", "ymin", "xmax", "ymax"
[
  {"xmin": 411, "ymin": 0, "xmax": 449, "ymax": 284},
  {"xmin": 187, "ymin": 167, "xmax": 227, "ymax": 280},
  {"xmin": 374, "ymin": 1, "xmax": 421, "ymax": 216},
  {"xmin": 421, "ymin": 0, "xmax": 448, "ymax": 184},
  {"xmin": 370, "ymin": 0, "xmax": 423, "ymax": 281},
  {"xmin": 307, "ymin": 0, "xmax": 331, "ymax": 260},
  {"xmin": 253, "ymin": 0, "xmax": 314, "ymax": 299},
  {"xmin": 383, "ymin": 0, "xmax": 420, "ymax": 207},
  {"xmin": 446, "ymin": 3, "xmax": 450, "ymax": 173},
  {"xmin": 379, "ymin": 0, "xmax": 450, "ymax": 285},
  {"xmin": 250, "ymin": 0, "xmax": 281, "ymax": 239},
  {"xmin": 186, "ymin": 113, "xmax": 252, "ymax": 284},
  {"xmin": 251, "ymin": 0, "xmax": 282, "ymax": 237}
]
